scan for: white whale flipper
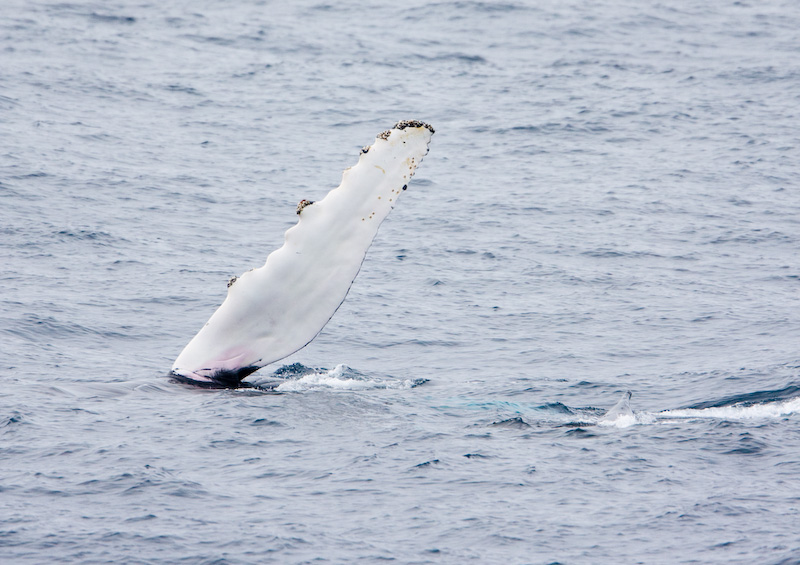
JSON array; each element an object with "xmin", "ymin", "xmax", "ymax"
[
  {"xmin": 171, "ymin": 121, "xmax": 434, "ymax": 387},
  {"xmin": 599, "ymin": 390, "xmax": 635, "ymax": 427}
]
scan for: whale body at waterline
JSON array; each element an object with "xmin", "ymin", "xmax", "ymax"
[{"xmin": 170, "ymin": 121, "xmax": 434, "ymax": 388}]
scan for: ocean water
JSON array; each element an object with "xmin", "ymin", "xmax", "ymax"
[{"xmin": 2, "ymin": 0, "xmax": 799, "ymax": 562}]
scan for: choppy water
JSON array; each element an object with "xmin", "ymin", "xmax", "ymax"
[{"xmin": 2, "ymin": 0, "xmax": 800, "ymax": 563}]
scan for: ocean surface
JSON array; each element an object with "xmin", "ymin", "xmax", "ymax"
[{"xmin": 2, "ymin": 0, "xmax": 799, "ymax": 563}]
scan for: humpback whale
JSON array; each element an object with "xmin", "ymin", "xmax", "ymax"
[{"xmin": 170, "ymin": 121, "xmax": 435, "ymax": 388}]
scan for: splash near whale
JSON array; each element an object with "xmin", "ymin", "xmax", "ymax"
[{"xmin": 170, "ymin": 121, "xmax": 434, "ymax": 388}]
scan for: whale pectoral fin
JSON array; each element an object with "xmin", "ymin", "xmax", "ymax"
[
  {"xmin": 600, "ymin": 390, "xmax": 634, "ymax": 424},
  {"xmin": 171, "ymin": 121, "xmax": 434, "ymax": 387}
]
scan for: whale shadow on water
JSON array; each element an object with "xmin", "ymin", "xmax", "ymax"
[{"xmin": 168, "ymin": 121, "xmax": 434, "ymax": 389}]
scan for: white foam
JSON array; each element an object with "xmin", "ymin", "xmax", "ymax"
[
  {"xmin": 275, "ymin": 364, "xmax": 420, "ymax": 392},
  {"xmin": 597, "ymin": 411, "xmax": 656, "ymax": 428},
  {"xmin": 597, "ymin": 412, "xmax": 637, "ymax": 428},
  {"xmin": 660, "ymin": 397, "xmax": 800, "ymax": 421},
  {"xmin": 595, "ymin": 399, "xmax": 800, "ymax": 429}
]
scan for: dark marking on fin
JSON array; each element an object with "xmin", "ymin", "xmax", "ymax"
[{"xmin": 169, "ymin": 366, "xmax": 260, "ymax": 389}]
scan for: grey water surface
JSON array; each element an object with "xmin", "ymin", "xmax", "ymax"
[{"xmin": 2, "ymin": 0, "xmax": 800, "ymax": 563}]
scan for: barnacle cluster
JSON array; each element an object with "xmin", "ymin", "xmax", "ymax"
[
  {"xmin": 394, "ymin": 120, "xmax": 435, "ymax": 134},
  {"xmin": 296, "ymin": 199, "xmax": 314, "ymax": 215}
]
